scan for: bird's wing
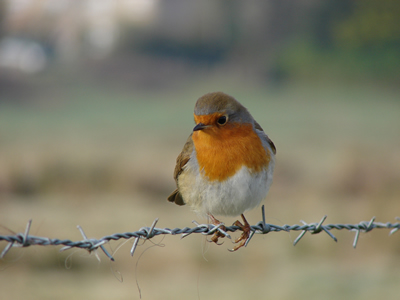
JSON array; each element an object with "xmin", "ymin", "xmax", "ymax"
[
  {"xmin": 254, "ymin": 120, "xmax": 276, "ymax": 155},
  {"xmin": 167, "ymin": 134, "xmax": 194, "ymax": 205}
]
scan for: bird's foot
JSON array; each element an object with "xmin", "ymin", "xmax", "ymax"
[
  {"xmin": 210, "ymin": 225, "xmax": 227, "ymax": 245},
  {"xmin": 208, "ymin": 214, "xmax": 228, "ymax": 245},
  {"xmin": 229, "ymin": 214, "xmax": 251, "ymax": 252}
]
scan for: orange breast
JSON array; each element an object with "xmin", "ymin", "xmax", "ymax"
[{"xmin": 192, "ymin": 123, "xmax": 270, "ymax": 182}]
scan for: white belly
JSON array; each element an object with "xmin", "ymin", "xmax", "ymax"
[{"xmin": 177, "ymin": 153, "xmax": 274, "ymax": 217}]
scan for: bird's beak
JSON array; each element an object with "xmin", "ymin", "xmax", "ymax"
[{"xmin": 193, "ymin": 123, "xmax": 210, "ymax": 131}]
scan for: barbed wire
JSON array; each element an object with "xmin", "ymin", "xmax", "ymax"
[{"xmin": 1, "ymin": 205, "xmax": 399, "ymax": 261}]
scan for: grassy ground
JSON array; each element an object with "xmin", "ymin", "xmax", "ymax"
[{"xmin": 1, "ymin": 72, "xmax": 400, "ymax": 299}]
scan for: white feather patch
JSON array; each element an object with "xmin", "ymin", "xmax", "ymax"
[{"xmin": 178, "ymin": 150, "xmax": 275, "ymax": 217}]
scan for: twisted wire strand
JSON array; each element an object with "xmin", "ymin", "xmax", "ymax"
[{"xmin": 1, "ymin": 206, "xmax": 399, "ymax": 260}]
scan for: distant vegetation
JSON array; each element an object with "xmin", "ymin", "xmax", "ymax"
[{"xmin": 1, "ymin": 0, "xmax": 399, "ymax": 86}]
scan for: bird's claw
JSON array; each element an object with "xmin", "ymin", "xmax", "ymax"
[
  {"xmin": 208, "ymin": 213, "xmax": 252, "ymax": 251},
  {"xmin": 228, "ymin": 216, "xmax": 251, "ymax": 252},
  {"xmin": 209, "ymin": 226, "xmax": 227, "ymax": 245}
]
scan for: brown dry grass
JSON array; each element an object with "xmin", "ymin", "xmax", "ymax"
[{"xmin": 1, "ymin": 76, "xmax": 400, "ymax": 299}]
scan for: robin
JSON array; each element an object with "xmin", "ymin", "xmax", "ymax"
[{"xmin": 168, "ymin": 92, "xmax": 276, "ymax": 251}]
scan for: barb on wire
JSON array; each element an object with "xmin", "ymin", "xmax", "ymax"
[
  {"xmin": 1, "ymin": 205, "xmax": 399, "ymax": 260},
  {"xmin": 130, "ymin": 218, "xmax": 159, "ymax": 256}
]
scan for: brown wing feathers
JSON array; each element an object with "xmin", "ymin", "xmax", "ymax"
[{"xmin": 167, "ymin": 134, "xmax": 194, "ymax": 205}]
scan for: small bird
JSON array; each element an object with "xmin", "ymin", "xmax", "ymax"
[{"xmin": 168, "ymin": 92, "xmax": 276, "ymax": 251}]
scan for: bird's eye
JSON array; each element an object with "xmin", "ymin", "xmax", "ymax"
[{"xmin": 217, "ymin": 116, "xmax": 227, "ymax": 125}]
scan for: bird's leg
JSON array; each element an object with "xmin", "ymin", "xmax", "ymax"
[
  {"xmin": 208, "ymin": 214, "xmax": 227, "ymax": 245},
  {"xmin": 230, "ymin": 214, "xmax": 252, "ymax": 252}
]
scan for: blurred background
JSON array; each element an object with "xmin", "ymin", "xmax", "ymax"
[{"xmin": 1, "ymin": 0, "xmax": 400, "ymax": 299}]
